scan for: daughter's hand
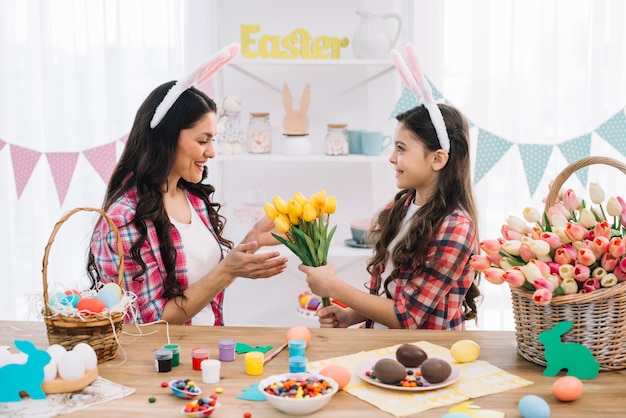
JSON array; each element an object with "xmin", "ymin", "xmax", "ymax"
[{"xmin": 298, "ymin": 263, "xmax": 337, "ymax": 299}]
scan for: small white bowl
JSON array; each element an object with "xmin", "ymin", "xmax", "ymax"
[
  {"xmin": 170, "ymin": 379, "xmax": 202, "ymax": 399},
  {"xmin": 258, "ymin": 372, "xmax": 339, "ymax": 416}
]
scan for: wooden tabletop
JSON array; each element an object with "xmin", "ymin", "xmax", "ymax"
[{"xmin": 2, "ymin": 321, "xmax": 625, "ymax": 417}]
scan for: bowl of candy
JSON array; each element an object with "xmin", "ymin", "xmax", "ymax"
[
  {"xmin": 170, "ymin": 379, "xmax": 202, "ymax": 399},
  {"xmin": 258, "ymin": 372, "xmax": 339, "ymax": 416},
  {"xmin": 180, "ymin": 395, "xmax": 219, "ymax": 417}
]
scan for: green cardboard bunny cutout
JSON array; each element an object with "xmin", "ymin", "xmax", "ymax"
[{"xmin": 538, "ymin": 321, "xmax": 600, "ymax": 379}]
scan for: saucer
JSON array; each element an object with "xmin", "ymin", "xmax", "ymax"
[{"xmin": 344, "ymin": 239, "xmax": 371, "ymax": 249}]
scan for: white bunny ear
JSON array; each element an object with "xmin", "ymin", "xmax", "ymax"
[
  {"xmin": 150, "ymin": 43, "xmax": 241, "ymax": 129},
  {"xmin": 391, "ymin": 44, "xmax": 450, "ymax": 153}
]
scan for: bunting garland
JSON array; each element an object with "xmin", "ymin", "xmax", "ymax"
[{"xmin": 391, "ymin": 86, "xmax": 626, "ymax": 197}]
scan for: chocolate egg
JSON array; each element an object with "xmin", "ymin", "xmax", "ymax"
[
  {"xmin": 373, "ymin": 358, "xmax": 406, "ymax": 385},
  {"xmin": 395, "ymin": 343, "xmax": 428, "ymax": 367},
  {"xmin": 420, "ymin": 358, "xmax": 452, "ymax": 383}
]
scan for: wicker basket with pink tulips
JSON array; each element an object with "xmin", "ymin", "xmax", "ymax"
[{"xmin": 472, "ymin": 156, "xmax": 626, "ymax": 371}]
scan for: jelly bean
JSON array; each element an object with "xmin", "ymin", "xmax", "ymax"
[
  {"xmin": 148, "ymin": 397, "xmax": 156, "ymax": 403},
  {"xmin": 160, "ymin": 381, "xmax": 168, "ymax": 387}
]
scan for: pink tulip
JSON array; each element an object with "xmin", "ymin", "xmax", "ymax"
[
  {"xmin": 620, "ymin": 256, "xmax": 626, "ymax": 272},
  {"xmin": 576, "ymin": 248, "xmax": 596, "ymax": 266},
  {"xmin": 608, "ymin": 237, "xmax": 625, "ymax": 258},
  {"xmin": 501, "ymin": 225, "xmax": 523, "ymax": 241},
  {"xmin": 532, "ymin": 288, "xmax": 553, "ymax": 306},
  {"xmin": 531, "ymin": 227, "xmax": 542, "ymax": 240},
  {"xmin": 541, "ymin": 232, "xmax": 562, "ymax": 250},
  {"xmin": 487, "ymin": 253, "xmax": 503, "ymax": 266},
  {"xmin": 554, "ymin": 248, "xmax": 574, "ymax": 265},
  {"xmin": 531, "ymin": 259, "xmax": 551, "ymax": 276},
  {"xmin": 573, "ymin": 264, "xmax": 591, "ymax": 282},
  {"xmin": 617, "ymin": 196, "xmax": 626, "ymax": 212},
  {"xmin": 520, "ymin": 260, "xmax": 546, "ymax": 284},
  {"xmin": 534, "ymin": 277, "xmax": 555, "ymax": 292},
  {"xmin": 547, "ymin": 261, "xmax": 560, "ymax": 275},
  {"xmin": 593, "ymin": 220, "xmax": 611, "ymax": 240},
  {"xmin": 583, "ymin": 278, "xmax": 600, "ymax": 293},
  {"xmin": 614, "ymin": 265, "xmax": 626, "ymax": 282},
  {"xmin": 591, "ymin": 236, "xmax": 610, "ymax": 258},
  {"xmin": 470, "ymin": 254, "xmax": 491, "ymax": 272},
  {"xmin": 503, "ymin": 267, "xmax": 526, "ymax": 287},
  {"xmin": 563, "ymin": 189, "xmax": 581, "ymax": 211},
  {"xmin": 565, "ymin": 222, "xmax": 588, "ymax": 242},
  {"xmin": 479, "ymin": 239, "xmax": 502, "ymax": 255},
  {"xmin": 484, "ymin": 267, "xmax": 506, "ymax": 285},
  {"xmin": 519, "ymin": 243, "xmax": 534, "ymax": 262},
  {"xmin": 554, "ymin": 202, "xmax": 573, "ymax": 220},
  {"xmin": 600, "ymin": 253, "xmax": 619, "ymax": 272}
]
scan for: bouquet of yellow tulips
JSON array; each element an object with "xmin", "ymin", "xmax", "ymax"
[{"xmin": 264, "ymin": 190, "xmax": 337, "ymax": 307}]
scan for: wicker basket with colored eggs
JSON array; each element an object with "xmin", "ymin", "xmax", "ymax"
[
  {"xmin": 258, "ymin": 372, "xmax": 339, "ymax": 416},
  {"xmin": 42, "ymin": 207, "xmax": 133, "ymax": 363}
]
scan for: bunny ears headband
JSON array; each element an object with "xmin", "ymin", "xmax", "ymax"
[
  {"xmin": 150, "ymin": 43, "xmax": 241, "ymax": 129},
  {"xmin": 390, "ymin": 43, "xmax": 450, "ymax": 153}
]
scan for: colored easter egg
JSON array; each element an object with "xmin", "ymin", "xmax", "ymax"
[
  {"xmin": 57, "ymin": 350, "xmax": 85, "ymax": 380},
  {"xmin": 72, "ymin": 343, "xmax": 98, "ymax": 371},
  {"xmin": 299, "ymin": 294, "xmax": 310, "ymax": 306},
  {"xmin": 102, "ymin": 282, "xmax": 123, "ymax": 299},
  {"xmin": 96, "ymin": 287, "xmax": 120, "ymax": 308},
  {"xmin": 76, "ymin": 297, "xmax": 106, "ymax": 314},
  {"xmin": 64, "ymin": 289, "xmax": 81, "ymax": 296},
  {"xmin": 552, "ymin": 376, "xmax": 584, "ymax": 402},
  {"xmin": 60, "ymin": 293, "xmax": 81, "ymax": 308},
  {"xmin": 518, "ymin": 394, "xmax": 550, "ymax": 418},
  {"xmin": 319, "ymin": 365, "xmax": 351, "ymax": 390},
  {"xmin": 285, "ymin": 326, "xmax": 311, "ymax": 344},
  {"xmin": 450, "ymin": 340, "xmax": 481, "ymax": 363}
]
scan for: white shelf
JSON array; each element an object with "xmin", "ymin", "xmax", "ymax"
[
  {"xmin": 214, "ymin": 153, "xmax": 390, "ymax": 163},
  {"xmin": 231, "ymin": 58, "xmax": 393, "ymax": 66}
]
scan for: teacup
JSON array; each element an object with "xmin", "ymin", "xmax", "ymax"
[
  {"xmin": 346, "ymin": 130, "xmax": 364, "ymax": 154},
  {"xmin": 361, "ymin": 131, "xmax": 392, "ymax": 156}
]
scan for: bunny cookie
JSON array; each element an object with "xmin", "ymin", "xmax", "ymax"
[{"xmin": 282, "ymin": 83, "xmax": 311, "ymax": 135}]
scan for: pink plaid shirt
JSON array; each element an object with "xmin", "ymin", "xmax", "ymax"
[
  {"xmin": 367, "ymin": 204, "xmax": 476, "ymax": 330},
  {"xmin": 91, "ymin": 187, "xmax": 225, "ymax": 325}
]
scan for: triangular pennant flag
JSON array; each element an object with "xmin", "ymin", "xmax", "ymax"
[
  {"xmin": 518, "ymin": 144, "xmax": 554, "ymax": 197},
  {"xmin": 84, "ymin": 142, "xmax": 117, "ymax": 184},
  {"xmin": 595, "ymin": 110, "xmax": 626, "ymax": 157},
  {"xmin": 474, "ymin": 129, "xmax": 513, "ymax": 184},
  {"xmin": 429, "ymin": 78, "xmax": 443, "ymax": 101},
  {"xmin": 10, "ymin": 145, "xmax": 41, "ymax": 199},
  {"xmin": 0, "ymin": 139, "xmax": 6, "ymax": 152},
  {"xmin": 389, "ymin": 87, "xmax": 420, "ymax": 119},
  {"xmin": 46, "ymin": 152, "xmax": 79, "ymax": 206},
  {"xmin": 118, "ymin": 133, "xmax": 129, "ymax": 144},
  {"xmin": 557, "ymin": 134, "xmax": 592, "ymax": 185}
]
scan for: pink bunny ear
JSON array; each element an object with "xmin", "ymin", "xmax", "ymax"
[
  {"xmin": 390, "ymin": 44, "xmax": 450, "ymax": 153},
  {"xmin": 150, "ymin": 43, "xmax": 241, "ymax": 129}
]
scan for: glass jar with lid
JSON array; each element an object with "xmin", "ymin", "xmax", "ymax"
[
  {"xmin": 247, "ymin": 113, "xmax": 272, "ymax": 154},
  {"xmin": 325, "ymin": 123, "xmax": 349, "ymax": 156}
]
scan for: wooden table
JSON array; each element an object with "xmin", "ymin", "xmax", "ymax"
[{"xmin": 2, "ymin": 321, "xmax": 625, "ymax": 417}]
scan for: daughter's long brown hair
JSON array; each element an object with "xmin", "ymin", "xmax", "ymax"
[{"xmin": 367, "ymin": 104, "xmax": 481, "ymax": 321}]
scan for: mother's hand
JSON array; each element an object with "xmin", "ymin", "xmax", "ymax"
[
  {"xmin": 222, "ymin": 241, "xmax": 287, "ymax": 279},
  {"xmin": 243, "ymin": 216, "xmax": 285, "ymax": 249}
]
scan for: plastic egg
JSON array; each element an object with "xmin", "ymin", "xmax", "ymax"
[
  {"xmin": 102, "ymin": 282, "xmax": 123, "ymax": 299},
  {"xmin": 450, "ymin": 340, "xmax": 480, "ymax": 363},
  {"xmin": 72, "ymin": 343, "xmax": 98, "ymax": 371},
  {"xmin": 43, "ymin": 358, "xmax": 58, "ymax": 382},
  {"xmin": 552, "ymin": 376, "xmax": 584, "ymax": 402},
  {"xmin": 285, "ymin": 326, "xmax": 311, "ymax": 344},
  {"xmin": 96, "ymin": 287, "xmax": 121, "ymax": 308},
  {"xmin": 319, "ymin": 365, "xmax": 351, "ymax": 390},
  {"xmin": 47, "ymin": 344, "xmax": 68, "ymax": 364},
  {"xmin": 57, "ymin": 350, "xmax": 86, "ymax": 380},
  {"xmin": 60, "ymin": 293, "xmax": 81, "ymax": 308},
  {"xmin": 518, "ymin": 394, "xmax": 551, "ymax": 418},
  {"xmin": 76, "ymin": 297, "xmax": 106, "ymax": 314},
  {"xmin": 64, "ymin": 289, "xmax": 81, "ymax": 296}
]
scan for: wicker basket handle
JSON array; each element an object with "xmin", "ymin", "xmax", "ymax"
[
  {"xmin": 42, "ymin": 207, "xmax": 124, "ymax": 316},
  {"xmin": 544, "ymin": 156, "xmax": 626, "ymax": 213}
]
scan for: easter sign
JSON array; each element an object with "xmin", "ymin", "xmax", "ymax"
[{"xmin": 241, "ymin": 25, "xmax": 349, "ymax": 59}]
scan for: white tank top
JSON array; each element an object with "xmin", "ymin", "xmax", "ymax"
[{"xmin": 170, "ymin": 195, "xmax": 222, "ymax": 325}]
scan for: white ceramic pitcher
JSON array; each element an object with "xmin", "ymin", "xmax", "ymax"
[{"xmin": 352, "ymin": 10, "xmax": 402, "ymax": 59}]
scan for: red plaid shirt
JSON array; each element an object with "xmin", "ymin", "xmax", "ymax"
[
  {"xmin": 367, "ymin": 204, "xmax": 476, "ymax": 330},
  {"xmin": 91, "ymin": 187, "xmax": 225, "ymax": 325}
]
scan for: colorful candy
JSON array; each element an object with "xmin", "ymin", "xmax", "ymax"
[
  {"xmin": 262, "ymin": 377, "xmax": 334, "ymax": 398},
  {"xmin": 173, "ymin": 379, "xmax": 201, "ymax": 394},
  {"xmin": 183, "ymin": 395, "xmax": 218, "ymax": 413}
]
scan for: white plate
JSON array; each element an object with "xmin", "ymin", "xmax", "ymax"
[{"xmin": 355, "ymin": 356, "xmax": 461, "ymax": 392}]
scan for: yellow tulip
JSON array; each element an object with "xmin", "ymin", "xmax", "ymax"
[
  {"xmin": 323, "ymin": 196, "xmax": 337, "ymax": 214},
  {"xmin": 302, "ymin": 202, "xmax": 317, "ymax": 222},
  {"xmin": 264, "ymin": 202, "xmax": 278, "ymax": 220},
  {"xmin": 293, "ymin": 192, "xmax": 307, "ymax": 206},
  {"xmin": 312, "ymin": 190, "xmax": 327, "ymax": 210},
  {"xmin": 289, "ymin": 214, "xmax": 300, "ymax": 225},
  {"xmin": 287, "ymin": 200, "xmax": 303, "ymax": 219},
  {"xmin": 274, "ymin": 213, "xmax": 291, "ymax": 233},
  {"xmin": 272, "ymin": 195, "xmax": 288, "ymax": 214}
]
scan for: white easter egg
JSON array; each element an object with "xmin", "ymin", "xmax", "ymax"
[
  {"xmin": 47, "ymin": 344, "xmax": 68, "ymax": 364},
  {"xmin": 72, "ymin": 343, "xmax": 98, "ymax": 371},
  {"xmin": 57, "ymin": 350, "xmax": 85, "ymax": 380},
  {"xmin": 6, "ymin": 352, "xmax": 27, "ymax": 365},
  {"xmin": 43, "ymin": 358, "xmax": 58, "ymax": 382},
  {"xmin": 102, "ymin": 282, "xmax": 123, "ymax": 299}
]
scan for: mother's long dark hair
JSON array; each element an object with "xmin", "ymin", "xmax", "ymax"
[
  {"xmin": 367, "ymin": 104, "xmax": 481, "ymax": 321},
  {"xmin": 87, "ymin": 82, "xmax": 233, "ymax": 301}
]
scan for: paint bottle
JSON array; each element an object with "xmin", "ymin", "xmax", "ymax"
[
  {"xmin": 201, "ymin": 359, "xmax": 221, "ymax": 384},
  {"xmin": 288, "ymin": 355, "xmax": 308, "ymax": 373},
  {"xmin": 218, "ymin": 339, "xmax": 236, "ymax": 362},
  {"xmin": 288, "ymin": 339, "xmax": 306, "ymax": 357},
  {"xmin": 191, "ymin": 347, "xmax": 210, "ymax": 371},
  {"xmin": 154, "ymin": 349, "xmax": 173, "ymax": 373},
  {"xmin": 245, "ymin": 351, "xmax": 264, "ymax": 376},
  {"xmin": 162, "ymin": 344, "xmax": 181, "ymax": 367}
]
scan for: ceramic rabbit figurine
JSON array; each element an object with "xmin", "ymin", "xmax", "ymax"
[
  {"xmin": 538, "ymin": 321, "xmax": 600, "ymax": 379},
  {"xmin": 282, "ymin": 83, "xmax": 310, "ymax": 135},
  {"xmin": 217, "ymin": 95, "xmax": 244, "ymax": 154},
  {"xmin": 0, "ymin": 340, "xmax": 51, "ymax": 402}
]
